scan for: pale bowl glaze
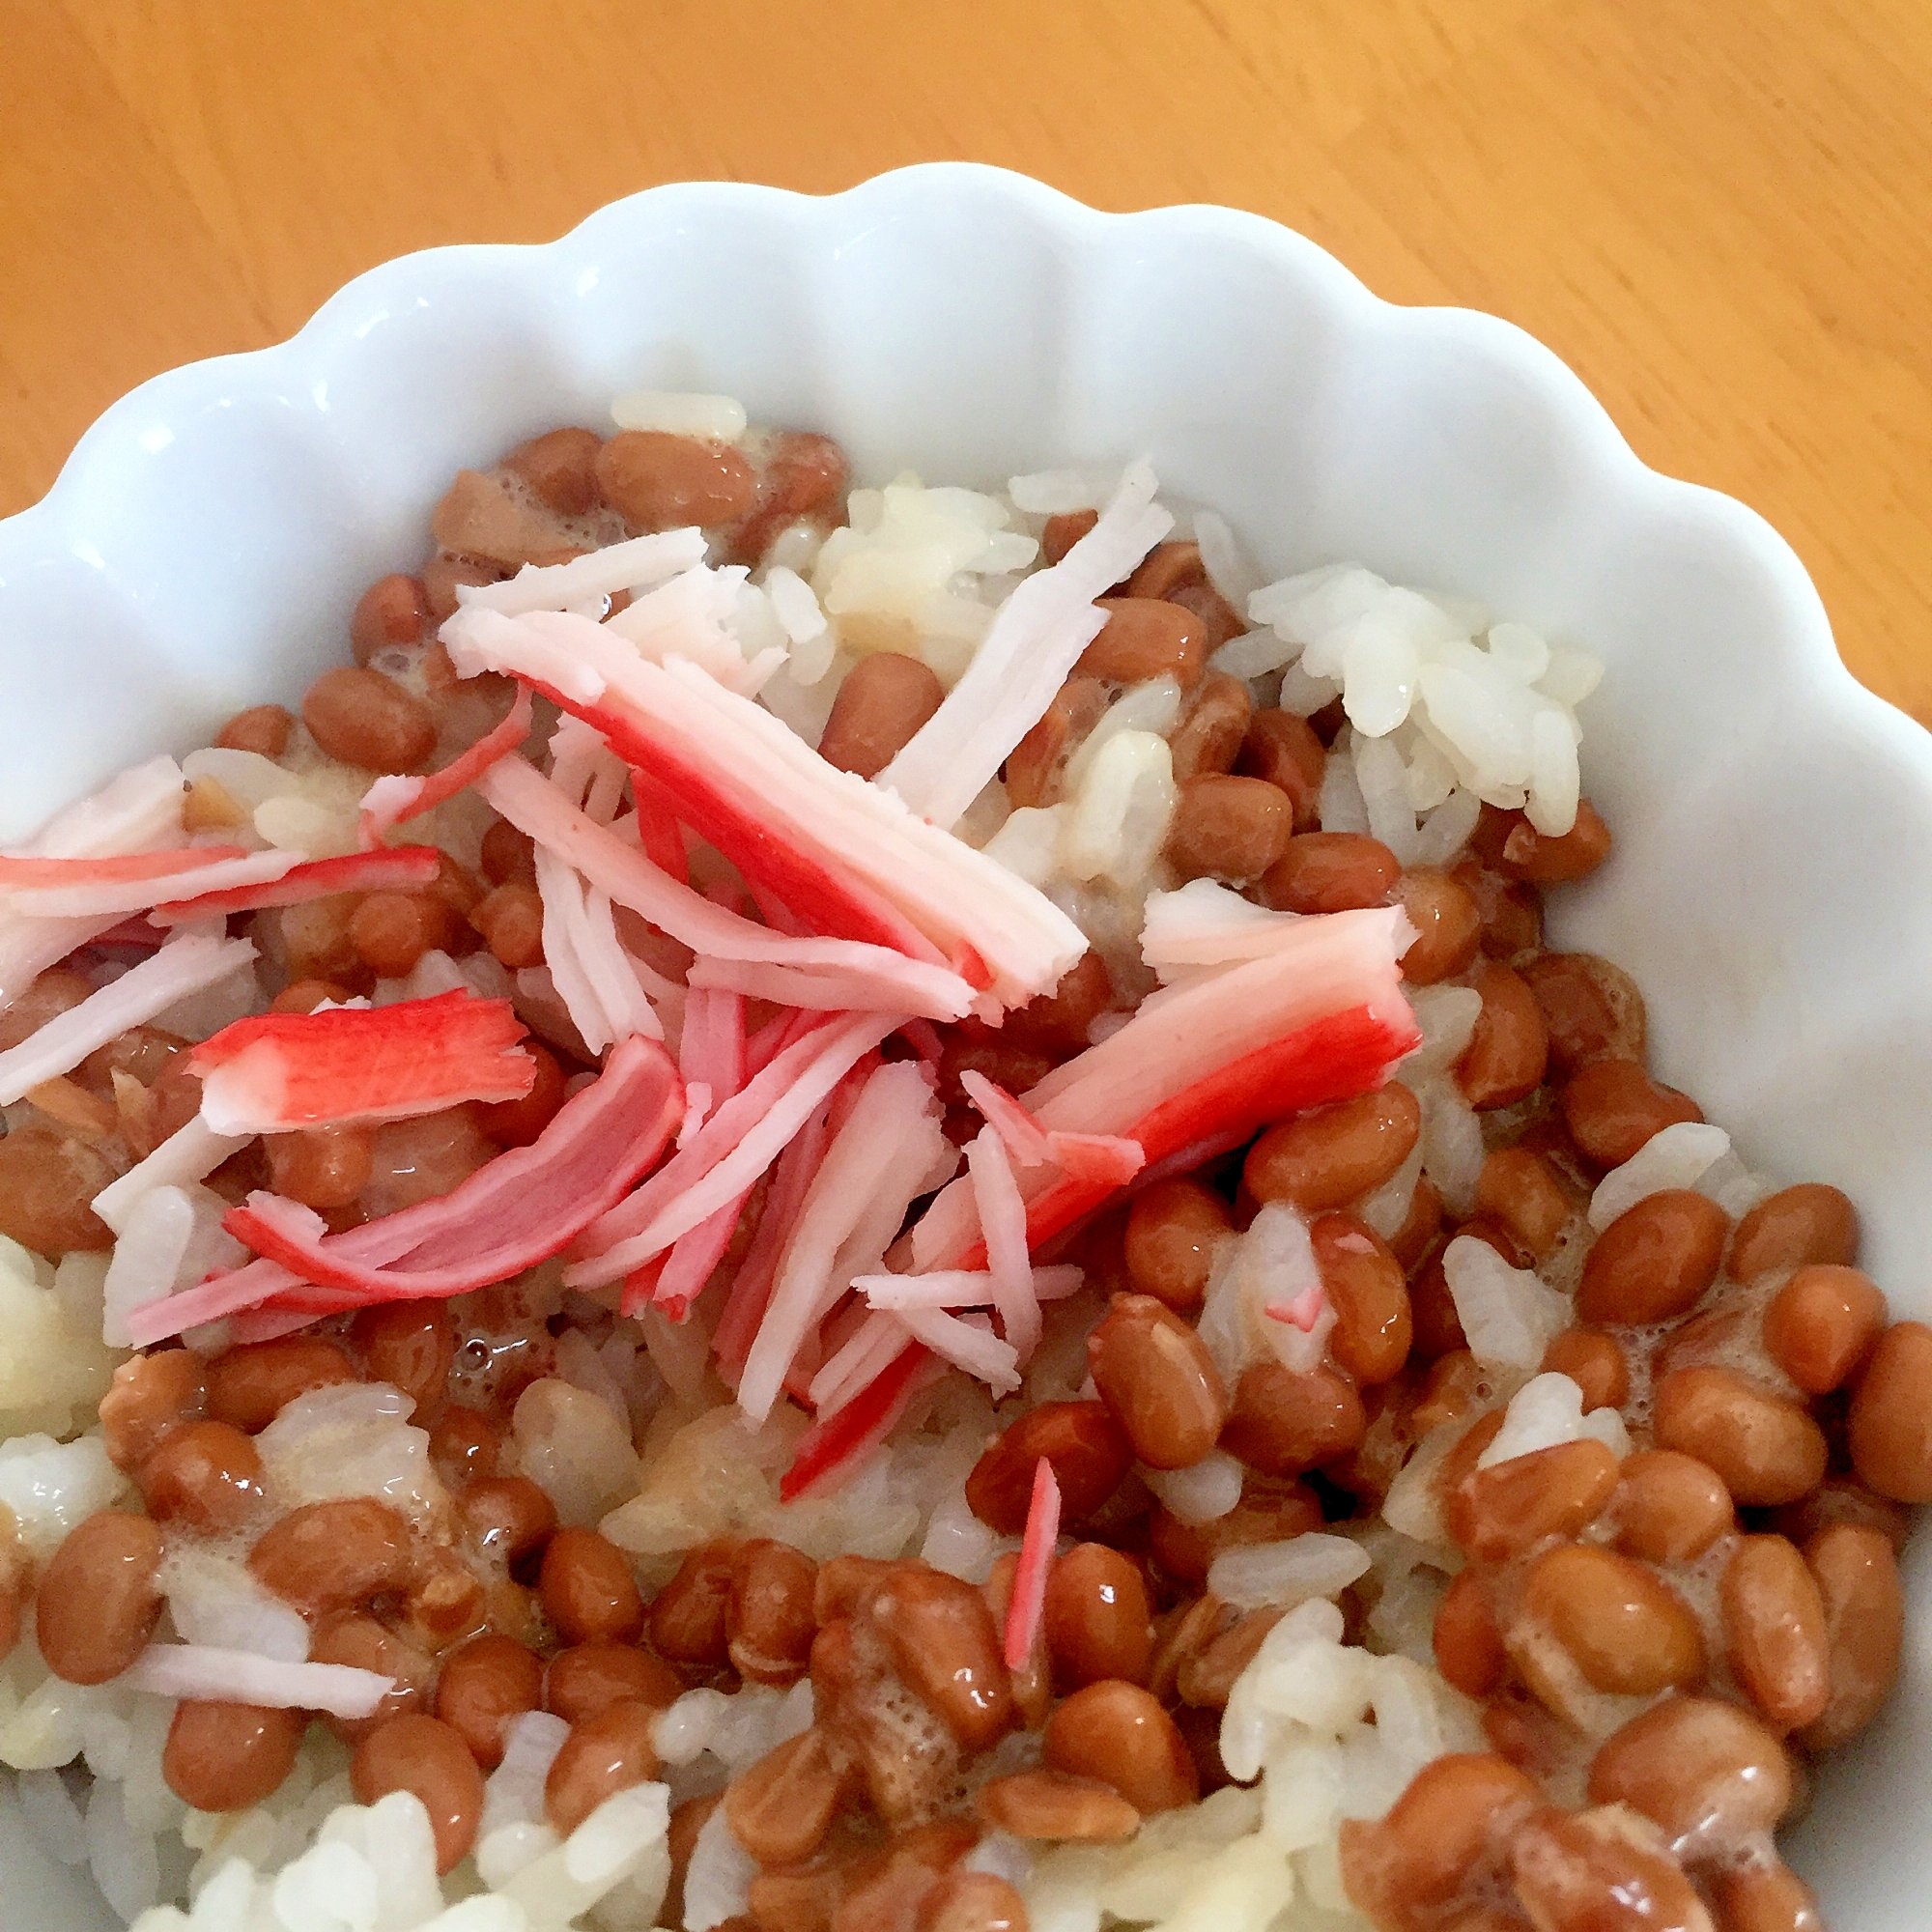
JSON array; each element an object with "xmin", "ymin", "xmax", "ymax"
[{"xmin": 0, "ymin": 164, "xmax": 1925, "ymax": 1929}]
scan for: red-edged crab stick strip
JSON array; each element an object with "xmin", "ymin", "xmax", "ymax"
[
  {"xmin": 959, "ymin": 1070, "xmax": 1055, "ymax": 1166},
  {"xmin": 356, "ymin": 685, "xmax": 534, "ymax": 850},
  {"xmin": 960, "ymin": 1071, "xmax": 1145, "ymax": 1190},
  {"xmin": 633, "ymin": 989, "xmax": 750, "ymax": 1320},
  {"xmin": 0, "ymin": 843, "xmax": 252, "ymax": 887},
  {"xmin": 125, "ymin": 1034, "xmax": 682, "ymax": 1341},
  {"xmin": 0, "ymin": 754, "xmax": 192, "ymax": 1009},
  {"xmin": 568, "ymin": 1011, "xmax": 900, "ymax": 1287},
  {"xmin": 734, "ymin": 1059, "xmax": 952, "ymax": 1423},
  {"xmin": 0, "ymin": 847, "xmax": 303, "ymax": 919},
  {"xmin": 188, "ymin": 990, "xmax": 537, "ymax": 1135},
  {"xmin": 478, "ymin": 755, "xmax": 976, "ymax": 1022},
  {"xmin": 0, "ymin": 933, "xmax": 258, "ymax": 1105},
  {"xmin": 712, "ymin": 1096, "xmax": 835, "ymax": 1378},
  {"xmin": 778, "ymin": 1342, "xmax": 946, "ymax": 1503},
  {"xmin": 966, "ymin": 1127, "xmax": 1041, "ymax": 1362},
  {"xmin": 441, "ymin": 604, "xmax": 1089, "ymax": 1011},
  {"xmin": 877, "ymin": 460, "xmax": 1174, "ymax": 829},
  {"xmin": 910, "ymin": 906, "xmax": 1421, "ymax": 1271},
  {"xmin": 1004, "ymin": 1457, "xmax": 1063, "ymax": 1670},
  {"xmin": 148, "ymin": 846, "xmax": 444, "ymax": 924}
]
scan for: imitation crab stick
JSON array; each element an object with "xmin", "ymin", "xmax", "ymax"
[
  {"xmin": 567, "ymin": 1011, "xmax": 898, "ymax": 1287},
  {"xmin": 455, "ymin": 527, "xmax": 709, "ymax": 617},
  {"xmin": 0, "ymin": 844, "xmax": 253, "ymax": 888},
  {"xmin": 530, "ymin": 845, "xmax": 664, "ymax": 1050},
  {"xmin": 148, "ymin": 845, "xmax": 444, "ymax": 924},
  {"xmin": 877, "ymin": 460, "xmax": 1174, "ymax": 829},
  {"xmin": 958, "ymin": 1071, "xmax": 1054, "ymax": 1166},
  {"xmin": 441, "ymin": 605, "xmax": 1088, "ymax": 1010},
  {"xmin": 478, "ymin": 755, "xmax": 977, "ymax": 1021},
  {"xmin": 0, "ymin": 934, "xmax": 258, "ymax": 1106},
  {"xmin": 2, "ymin": 847, "xmax": 302, "ymax": 919},
  {"xmin": 189, "ymin": 990, "xmax": 537, "ymax": 1135},
  {"xmin": 356, "ymin": 686, "xmax": 533, "ymax": 850},
  {"xmin": 910, "ymin": 906, "xmax": 1421, "ymax": 1271},
  {"xmin": 634, "ymin": 988, "xmax": 751, "ymax": 1319},
  {"xmin": 966, "ymin": 1127, "xmax": 1039, "ymax": 1363},
  {"xmin": 0, "ymin": 755, "xmax": 192, "ymax": 1009},
  {"xmin": 1004, "ymin": 1457, "xmax": 1063, "ymax": 1670},
  {"xmin": 711, "ymin": 1097, "xmax": 834, "ymax": 1377},
  {"xmin": 777, "ymin": 1342, "xmax": 943, "ymax": 1503},
  {"xmin": 734, "ymin": 1059, "xmax": 952, "ymax": 1423},
  {"xmin": 125, "ymin": 1033, "xmax": 682, "ymax": 1341}
]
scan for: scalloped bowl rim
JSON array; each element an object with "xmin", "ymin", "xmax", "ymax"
[{"xmin": 2, "ymin": 163, "xmax": 1928, "ymax": 1928}]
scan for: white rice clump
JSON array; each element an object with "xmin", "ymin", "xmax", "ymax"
[
  {"xmin": 1022, "ymin": 1599, "xmax": 1484, "ymax": 1932},
  {"xmin": 1235, "ymin": 562, "xmax": 1602, "ymax": 843}
]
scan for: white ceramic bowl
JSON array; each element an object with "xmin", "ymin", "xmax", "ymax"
[{"xmin": 1, "ymin": 163, "xmax": 1926, "ymax": 1930}]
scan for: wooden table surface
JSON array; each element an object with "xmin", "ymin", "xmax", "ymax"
[{"xmin": 4, "ymin": 0, "xmax": 1927, "ymax": 719}]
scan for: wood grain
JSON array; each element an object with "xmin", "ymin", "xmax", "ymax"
[{"xmin": 3, "ymin": 0, "xmax": 1926, "ymax": 717}]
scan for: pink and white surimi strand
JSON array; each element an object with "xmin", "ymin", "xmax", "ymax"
[
  {"xmin": 0, "ymin": 848, "xmax": 299, "ymax": 919},
  {"xmin": 967, "ymin": 1127, "xmax": 1040, "ymax": 1362},
  {"xmin": 567, "ymin": 1012, "xmax": 898, "ymax": 1286},
  {"xmin": 479, "ymin": 755, "xmax": 978, "ymax": 1021},
  {"xmin": 443, "ymin": 605, "xmax": 1088, "ymax": 1010},
  {"xmin": 1005, "ymin": 1457, "xmax": 1063, "ymax": 1671},
  {"xmin": 532, "ymin": 845, "xmax": 663, "ymax": 1050},
  {"xmin": 876, "ymin": 458, "xmax": 1174, "ymax": 828},
  {"xmin": 735, "ymin": 1058, "xmax": 950, "ymax": 1423},
  {"xmin": 0, "ymin": 754, "xmax": 191, "ymax": 1010},
  {"xmin": 0, "ymin": 933, "xmax": 258, "ymax": 1104},
  {"xmin": 118, "ymin": 1645, "xmax": 393, "ymax": 1719}
]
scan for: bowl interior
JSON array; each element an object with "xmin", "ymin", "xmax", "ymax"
[{"xmin": 2, "ymin": 165, "xmax": 1927, "ymax": 1927}]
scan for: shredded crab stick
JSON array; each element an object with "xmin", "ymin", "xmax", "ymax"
[
  {"xmin": 967, "ymin": 1127, "xmax": 1041, "ymax": 1362},
  {"xmin": 602, "ymin": 561, "xmax": 786, "ymax": 696},
  {"xmin": 1139, "ymin": 876, "xmax": 1314, "ymax": 978},
  {"xmin": 126, "ymin": 1033, "xmax": 681, "ymax": 1341},
  {"xmin": 118, "ymin": 1645, "xmax": 394, "ymax": 1721},
  {"xmin": 959, "ymin": 1069, "xmax": 1054, "ymax": 1166},
  {"xmin": 1045, "ymin": 1132, "xmax": 1146, "ymax": 1186},
  {"xmin": 878, "ymin": 459, "xmax": 1174, "ymax": 828},
  {"xmin": 0, "ymin": 933, "xmax": 258, "ymax": 1106},
  {"xmin": 357, "ymin": 685, "xmax": 533, "ymax": 850},
  {"xmin": 1266, "ymin": 1281, "xmax": 1327, "ymax": 1332},
  {"xmin": 0, "ymin": 754, "xmax": 190, "ymax": 1009},
  {"xmin": 148, "ymin": 845, "xmax": 443, "ymax": 924},
  {"xmin": 911, "ymin": 907, "xmax": 1421, "ymax": 1270},
  {"xmin": 711, "ymin": 1098, "xmax": 833, "ymax": 1378},
  {"xmin": 0, "ymin": 846, "xmax": 302, "ymax": 920},
  {"xmin": 628, "ymin": 773, "xmax": 689, "ymax": 885},
  {"xmin": 635, "ymin": 988, "xmax": 751, "ymax": 1320},
  {"xmin": 567, "ymin": 1011, "xmax": 899, "ymax": 1286},
  {"xmin": 92, "ymin": 1117, "xmax": 252, "ymax": 1236},
  {"xmin": 531, "ymin": 845, "xmax": 665, "ymax": 1049},
  {"xmin": 778, "ymin": 1342, "xmax": 944, "ymax": 1503},
  {"xmin": 479, "ymin": 756, "xmax": 976, "ymax": 1021},
  {"xmin": 443, "ymin": 606, "xmax": 1088, "ymax": 1010},
  {"xmin": 454, "ymin": 526, "xmax": 709, "ymax": 617},
  {"xmin": 1004, "ymin": 1456, "xmax": 1063, "ymax": 1671},
  {"xmin": 896, "ymin": 1305, "xmax": 1019, "ymax": 1392},
  {"xmin": 189, "ymin": 990, "xmax": 537, "ymax": 1135},
  {"xmin": 0, "ymin": 843, "xmax": 254, "ymax": 887},
  {"xmin": 734, "ymin": 1058, "xmax": 952, "ymax": 1421},
  {"xmin": 855, "ymin": 1264, "xmax": 1083, "ymax": 1311}
]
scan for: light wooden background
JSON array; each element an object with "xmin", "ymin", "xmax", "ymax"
[{"xmin": 4, "ymin": 0, "xmax": 1927, "ymax": 719}]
